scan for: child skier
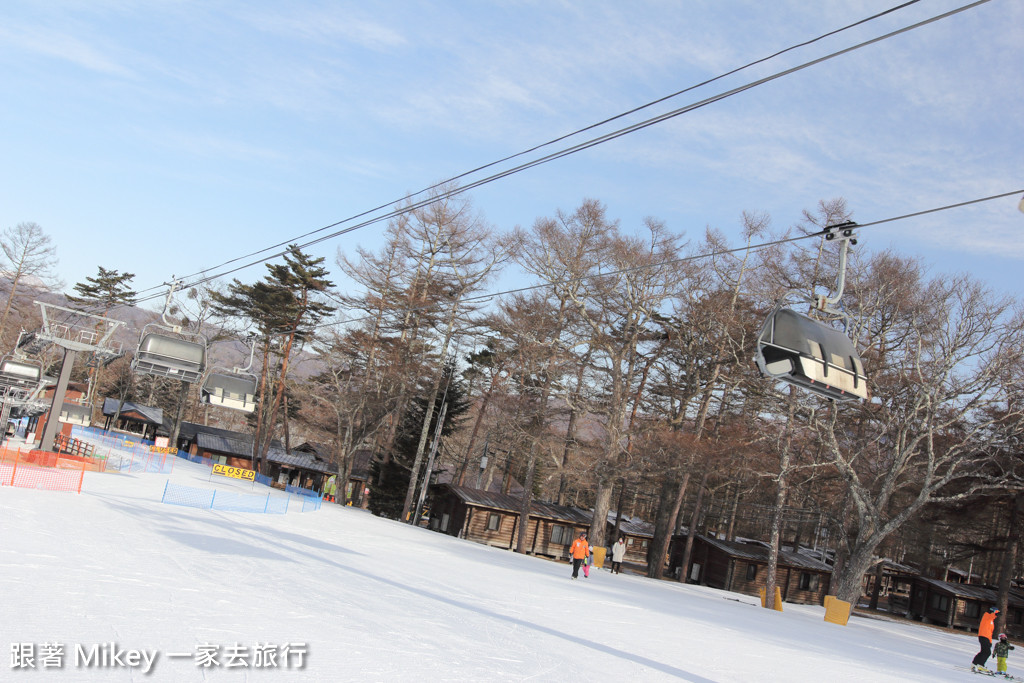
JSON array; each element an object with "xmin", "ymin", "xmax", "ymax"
[{"xmin": 995, "ymin": 633, "xmax": 1015, "ymax": 677}]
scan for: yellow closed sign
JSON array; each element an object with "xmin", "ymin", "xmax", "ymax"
[{"xmin": 213, "ymin": 463, "xmax": 256, "ymax": 481}]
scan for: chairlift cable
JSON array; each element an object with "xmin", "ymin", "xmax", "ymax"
[{"xmin": 129, "ymin": 0, "xmax": 962, "ymax": 300}]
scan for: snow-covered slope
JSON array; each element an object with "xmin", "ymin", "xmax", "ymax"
[{"xmin": 0, "ymin": 456, "xmax": 992, "ymax": 681}]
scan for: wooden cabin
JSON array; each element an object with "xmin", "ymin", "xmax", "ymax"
[
  {"xmin": 192, "ymin": 431, "xmax": 254, "ymax": 469},
  {"xmin": 907, "ymin": 577, "xmax": 1024, "ymax": 637},
  {"xmin": 429, "ymin": 484, "xmax": 592, "ymax": 557},
  {"xmin": 605, "ymin": 515, "xmax": 656, "ymax": 569},
  {"xmin": 101, "ymin": 398, "xmax": 164, "ymax": 442},
  {"xmin": 863, "ymin": 559, "xmax": 919, "ymax": 614},
  {"xmin": 291, "ymin": 442, "xmax": 369, "ymax": 506},
  {"xmin": 670, "ymin": 535, "xmax": 832, "ymax": 606}
]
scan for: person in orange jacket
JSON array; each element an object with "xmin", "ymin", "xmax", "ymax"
[
  {"xmin": 569, "ymin": 532, "xmax": 590, "ymax": 580},
  {"xmin": 972, "ymin": 606, "xmax": 1000, "ymax": 672}
]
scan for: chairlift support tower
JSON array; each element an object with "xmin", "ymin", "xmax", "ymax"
[{"xmin": 22, "ymin": 302, "xmax": 126, "ymax": 453}]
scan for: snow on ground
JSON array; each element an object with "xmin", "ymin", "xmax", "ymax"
[{"xmin": 0, "ymin": 450, "xmax": 997, "ymax": 682}]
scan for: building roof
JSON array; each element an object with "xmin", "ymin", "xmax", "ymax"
[
  {"xmin": 438, "ymin": 484, "xmax": 593, "ymax": 525},
  {"xmin": 196, "ymin": 431, "xmax": 253, "ymax": 458},
  {"xmin": 266, "ymin": 446, "xmax": 337, "ymax": 474},
  {"xmin": 102, "ymin": 398, "xmax": 163, "ymax": 425},
  {"xmin": 605, "ymin": 511, "xmax": 655, "ymax": 538},
  {"xmin": 913, "ymin": 577, "xmax": 1024, "ymax": 608},
  {"xmin": 699, "ymin": 536, "xmax": 833, "ymax": 572}
]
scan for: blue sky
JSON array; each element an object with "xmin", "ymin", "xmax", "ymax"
[{"xmin": 1, "ymin": 0, "xmax": 1021, "ymax": 311}]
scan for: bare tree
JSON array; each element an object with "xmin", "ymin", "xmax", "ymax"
[
  {"xmin": 0, "ymin": 222, "xmax": 61, "ymax": 344},
  {"xmin": 815, "ymin": 262, "xmax": 1024, "ymax": 604}
]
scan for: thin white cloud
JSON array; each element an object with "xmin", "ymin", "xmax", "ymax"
[{"xmin": 0, "ymin": 22, "xmax": 136, "ymax": 78}]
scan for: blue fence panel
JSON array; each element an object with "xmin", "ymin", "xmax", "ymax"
[
  {"xmin": 212, "ymin": 491, "xmax": 276, "ymax": 514},
  {"xmin": 265, "ymin": 495, "xmax": 290, "ymax": 514},
  {"xmin": 255, "ymin": 473, "xmax": 274, "ymax": 487},
  {"xmin": 158, "ymin": 481, "xmax": 306, "ymax": 514},
  {"xmin": 162, "ymin": 482, "xmax": 216, "ymax": 509},
  {"xmin": 285, "ymin": 484, "xmax": 320, "ymax": 498}
]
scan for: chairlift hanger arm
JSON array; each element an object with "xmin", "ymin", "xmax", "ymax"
[{"xmin": 814, "ymin": 222, "xmax": 858, "ymax": 314}]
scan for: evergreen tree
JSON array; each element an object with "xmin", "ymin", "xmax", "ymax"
[
  {"xmin": 66, "ymin": 266, "xmax": 138, "ymax": 405},
  {"xmin": 210, "ymin": 245, "xmax": 335, "ymax": 473},
  {"xmin": 378, "ymin": 359, "xmax": 470, "ymax": 520},
  {"xmin": 367, "ymin": 458, "xmax": 410, "ymax": 519},
  {"xmin": 67, "ymin": 266, "xmax": 138, "ymax": 312}
]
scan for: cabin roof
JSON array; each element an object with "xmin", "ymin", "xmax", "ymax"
[
  {"xmin": 266, "ymin": 446, "xmax": 337, "ymax": 474},
  {"xmin": 196, "ymin": 432, "xmax": 252, "ymax": 458},
  {"xmin": 605, "ymin": 511, "xmax": 655, "ymax": 538},
  {"xmin": 699, "ymin": 535, "xmax": 832, "ymax": 572},
  {"xmin": 438, "ymin": 484, "xmax": 592, "ymax": 525},
  {"xmin": 102, "ymin": 398, "xmax": 163, "ymax": 425},
  {"xmin": 912, "ymin": 577, "xmax": 1024, "ymax": 609}
]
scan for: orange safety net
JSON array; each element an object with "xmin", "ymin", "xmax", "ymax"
[
  {"xmin": 0, "ymin": 446, "xmax": 106, "ymax": 473},
  {"xmin": 0, "ymin": 458, "xmax": 85, "ymax": 493}
]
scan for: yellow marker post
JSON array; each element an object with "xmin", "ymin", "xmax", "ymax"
[{"xmin": 824, "ymin": 597, "xmax": 852, "ymax": 626}]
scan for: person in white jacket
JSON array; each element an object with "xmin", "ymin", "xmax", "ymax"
[{"xmin": 611, "ymin": 536, "xmax": 627, "ymax": 574}]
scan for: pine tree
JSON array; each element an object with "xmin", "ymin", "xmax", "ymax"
[
  {"xmin": 210, "ymin": 245, "xmax": 335, "ymax": 473},
  {"xmin": 66, "ymin": 266, "xmax": 138, "ymax": 312}
]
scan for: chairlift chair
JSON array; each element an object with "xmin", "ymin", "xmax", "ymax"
[
  {"xmin": 199, "ymin": 334, "xmax": 258, "ymax": 413},
  {"xmin": 132, "ymin": 328, "xmax": 207, "ymax": 383},
  {"xmin": 200, "ymin": 372, "xmax": 257, "ymax": 413},
  {"xmin": 58, "ymin": 401, "xmax": 92, "ymax": 427},
  {"xmin": 754, "ymin": 308, "xmax": 868, "ymax": 401},
  {"xmin": 753, "ymin": 221, "xmax": 868, "ymax": 402},
  {"xmin": 0, "ymin": 356, "xmax": 42, "ymax": 390}
]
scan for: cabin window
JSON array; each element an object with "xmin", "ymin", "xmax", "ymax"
[
  {"xmin": 487, "ymin": 513, "xmax": 501, "ymax": 531},
  {"xmin": 746, "ymin": 564, "xmax": 758, "ymax": 581},
  {"xmin": 798, "ymin": 572, "xmax": 819, "ymax": 591},
  {"xmin": 550, "ymin": 525, "xmax": 570, "ymax": 545},
  {"xmin": 641, "ymin": 539, "xmax": 649, "ymax": 548},
  {"xmin": 964, "ymin": 602, "xmax": 981, "ymax": 619},
  {"xmin": 627, "ymin": 538, "xmax": 634, "ymax": 546},
  {"xmin": 930, "ymin": 594, "xmax": 949, "ymax": 611}
]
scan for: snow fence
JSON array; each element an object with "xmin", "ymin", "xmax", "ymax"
[
  {"xmin": 0, "ymin": 445, "xmax": 89, "ymax": 493},
  {"xmin": 160, "ymin": 481, "xmax": 322, "ymax": 514}
]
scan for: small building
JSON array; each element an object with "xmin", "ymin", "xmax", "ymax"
[
  {"xmin": 266, "ymin": 445, "xmax": 335, "ymax": 492},
  {"xmin": 862, "ymin": 559, "xmax": 919, "ymax": 613},
  {"xmin": 672, "ymin": 535, "xmax": 833, "ymax": 606},
  {"xmin": 291, "ymin": 442, "xmax": 371, "ymax": 505},
  {"xmin": 429, "ymin": 484, "xmax": 592, "ymax": 557},
  {"xmin": 606, "ymin": 514, "xmax": 655, "ymax": 569},
  {"xmin": 101, "ymin": 398, "xmax": 164, "ymax": 442},
  {"xmin": 193, "ymin": 431, "xmax": 253, "ymax": 469},
  {"xmin": 907, "ymin": 577, "xmax": 1024, "ymax": 637}
]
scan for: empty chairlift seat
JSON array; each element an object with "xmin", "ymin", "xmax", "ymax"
[
  {"xmin": 755, "ymin": 308, "xmax": 868, "ymax": 401},
  {"xmin": 133, "ymin": 333, "xmax": 206, "ymax": 383},
  {"xmin": 0, "ymin": 358, "xmax": 41, "ymax": 389},
  {"xmin": 201, "ymin": 373, "xmax": 257, "ymax": 413},
  {"xmin": 58, "ymin": 402, "xmax": 92, "ymax": 427}
]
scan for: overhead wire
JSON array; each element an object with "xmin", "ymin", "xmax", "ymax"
[
  {"xmin": 303, "ymin": 188, "xmax": 1024, "ymax": 334},
  {"xmin": 131, "ymin": 0, "xmax": 962, "ymax": 304}
]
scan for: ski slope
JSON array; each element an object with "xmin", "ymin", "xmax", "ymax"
[{"xmin": 0, "ymin": 453, "xmax": 996, "ymax": 681}]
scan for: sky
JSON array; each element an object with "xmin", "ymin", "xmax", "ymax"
[
  {"xmin": 0, "ymin": 430, "xmax": 1008, "ymax": 682},
  {"xmin": 0, "ymin": 0, "xmax": 1022, "ymax": 314}
]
